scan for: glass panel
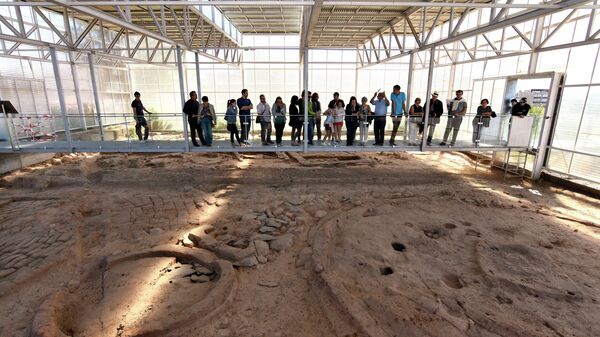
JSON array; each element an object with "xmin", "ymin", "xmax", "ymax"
[{"xmin": 552, "ymin": 86, "xmax": 587, "ymax": 149}]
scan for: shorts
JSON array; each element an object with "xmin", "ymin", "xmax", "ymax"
[
  {"xmin": 333, "ymin": 122, "xmax": 343, "ymax": 127},
  {"xmin": 324, "ymin": 124, "xmax": 332, "ymax": 131}
]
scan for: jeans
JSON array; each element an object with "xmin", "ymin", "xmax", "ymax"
[
  {"xmin": 135, "ymin": 116, "xmax": 149, "ymax": 140},
  {"xmin": 308, "ymin": 117, "xmax": 315, "ymax": 143},
  {"xmin": 188, "ymin": 117, "xmax": 205, "ymax": 146},
  {"xmin": 315, "ymin": 118, "xmax": 322, "ymax": 140},
  {"xmin": 227, "ymin": 123, "xmax": 241, "ymax": 144},
  {"xmin": 200, "ymin": 118, "xmax": 213, "ymax": 145},
  {"xmin": 442, "ymin": 116, "xmax": 463, "ymax": 145},
  {"xmin": 373, "ymin": 117, "xmax": 386, "ymax": 145},
  {"xmin": 390, "ymin": 116, "xmax": 403, "ymax": 143},
  {"xmin": 346, "ymin": 120, "xmax": 358, "ymax": 146},
  {"xmin": 275, "ymin": 123, "xmax": 285, "ymax": 144},
  {"xmin": 359, "ymin": 120, "xmax": 370, "ymax": 144},
  {"xmin": 240, "ymin": 115, "xmax": 251, "ymax": 142},
  {"xmin": 260, "ymin": 121, "xmax": 272, "ymax": 143}
]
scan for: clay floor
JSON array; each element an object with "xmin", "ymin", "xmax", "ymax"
[{"xmin": 0, "ymin": 151, "xmax": 599, "ymax": 337}]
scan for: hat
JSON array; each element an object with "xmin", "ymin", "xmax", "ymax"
[{"xmin": 432, "ymin": 92, "xmax": 439, "ymax": 97}]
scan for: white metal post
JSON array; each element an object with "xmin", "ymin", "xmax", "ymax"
[
  {"xmin": 303, "ymin": 48, "xmax": 309, "ymax": 152},
  {"xmin": 87, "ymin": 53, "xmax": 104, "ymax": 141},
  {"xmin": 50, "ymin": 47, "xmax": 72, "ymax": 147},
  {"xmin": 195, "ymin": 52, "xmax": 201, "ymax": 96},
  {"xmin": 69, "ymin": 52, "xmax": 87, "ymax": 130},
  {"xmin": 177, "ymin": 46, "xmax": 190, "ymax": 151},
  {"xmin": 421, "ymin": 47, "xmax": 435, "ymax": 151},
  {"xmin": 528, "ymin": 17, "xmax": 545, "ymax": 74},
  {"xmin": 405, "ymin": 51, "xmax": 414, "ymax": 141}
]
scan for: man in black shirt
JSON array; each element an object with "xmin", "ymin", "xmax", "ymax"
[
  {"xmin": 511, "ymin": 97, "xmax": 531, "ymax": 118},
  {"xmin": 182, "ymin": 91, "xmax": 205, "ymax": 146},
  {"xmin": 328, "ymin": 92, "xmax": 340, "ymax": 109},
  {"xmin": 131, "ymin": 91, "xmax": 152, "ymax": 142}
]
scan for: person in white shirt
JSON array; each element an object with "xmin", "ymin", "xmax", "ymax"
[
  {"xmin": 333, "ymin": 100, "xmax": 345, "ymax": 145},
  {"xmin": 257, "ymin": 94, "xmax": 273, "ymax": 145}
]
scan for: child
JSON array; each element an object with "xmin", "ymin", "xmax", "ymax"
[
  {"xmin": 333, "ymin": 100, "xmax": 345, "ymax": 145},
  {"xmin": 323, "ymin": 106, "xmax": 334, "ymax": 145}
]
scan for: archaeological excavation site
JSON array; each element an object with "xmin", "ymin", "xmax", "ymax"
[{"xmin": 0, "ymin": 151, "xmax": 599, "ymax": 337}]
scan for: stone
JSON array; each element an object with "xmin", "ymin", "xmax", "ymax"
[
  {"xmin": 295, "ymin": 247, "xmax": 313, "ymax": 268},
  {"xmin": 181, "ymin": 235, "xmax": 194, "ymax": 248},
  {"xmin": 270, "ymin": 234, "xmax": 294, "ymax": 252},
  {"xmin": 0, "ymin": 268, "xmax": 16, "ymax": 278},
  {"xmin": 167, "ymin": 264, "xmax": 196, "ymax": 279},
  {"xmin": 259, "ymin": 226, "xmax": 276, "ymax": 234},
  {"xmin": 193, "ymin": 265, "xmax": 214, "ymax": 275},
  {"xmin": 149, "ymin": 228, "xmax": 163, "ymax": 236},
  {"xmin": 250, "ymin": 234, "xmax": 277, "ymax": 242},
  {"xmin": 257, "ymin": 256, "xmax": 268, "ymax": 264},
  {"xmin": 314, "ymin": 263, "xmax": 324, "ymax": 273},
  {"xmin": 203, "ymin": 195, "xmax": 217, "ymax": 205},
  {"xmin": 265, "ymin": 219, "xmax": 282, "ymax": 228},
  {"xmin": 253, "ymin": 240, "xmax": 270, "ymax": 258},
  {"xmin": 56, "ymin": 232, "xmax": 72, "ymax": 242},
  {"xmin": 295, "ymin": 216, "xmax": 306, "ymax": 226},
  {"xmin": 288, "ymin": 199, "xmax": 302, "ymax": 206},
  {"xmin": 234, "ymin": 256, "xmax": 259, "ymax": 268},
  {"xmin": 191, "ymin": 274, "xmax": 211, "ymax": 283}
]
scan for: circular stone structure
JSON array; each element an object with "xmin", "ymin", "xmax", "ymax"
[{"xmin": 31, "ymin": 245, "xmax": 236, "ymax": 337}]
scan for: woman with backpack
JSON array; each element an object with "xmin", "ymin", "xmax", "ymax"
[{"xmin": 272, "ymin": 96, "xmax": 287, "ymax": 146}]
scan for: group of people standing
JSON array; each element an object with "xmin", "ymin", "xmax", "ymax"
[{"xmin": 131, "ymin": 86, "xmax": 532, "ymax": 147}]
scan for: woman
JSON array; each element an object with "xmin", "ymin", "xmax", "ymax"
[
  {"xmin": 289, "ymin": 95, "xmax": 302, "ymax": 146},
  {"xmin": 472, "ymin": 98, "xmax": 496, "ymax": 145},
  {"xmin": 225, "ymin": 99, "xmax": 242, "ymax": 146},
  {"xmin": 408, "ymin": 98, "xmax": 424, "ymax": 145},
  {"xmin": 345, "ymin": 96, "xmax": 360, "ymax": 146},
  {"xmin": 332, "ymin": 100, "xmax": 345, "ymax": 145},
  {"xmin": 272, "ymin": 96, "xmax": 287, "ymax": 146},
  {"xmin": 312, "ymin": 92, "xmax": 322, "ymax": 142},
  {"xmin": 358, "ymin": 96, "xmax": 372, "ymax": 146}
]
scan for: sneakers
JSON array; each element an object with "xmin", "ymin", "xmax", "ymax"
[
  {"xmin": 389, "ymin": 140, "xmax": 396, "ymax": 146},
  {"xmin": 439, "ymin": 142, "xmax": 447, "ymax": 146}
]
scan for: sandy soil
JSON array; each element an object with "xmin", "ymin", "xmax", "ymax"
[{"xmin": 0, "ymin": 150, "xmax": 599, "ymax": 337}]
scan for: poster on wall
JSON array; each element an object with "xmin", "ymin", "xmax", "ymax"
[{"xmin": 507, "ymin": 116, "xmax": 535, "ymax": 147}]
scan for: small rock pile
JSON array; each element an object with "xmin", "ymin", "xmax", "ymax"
[
  {"xmin": 161, "ymin": 262, "xmax": 215, "ymax": 284},
  {"xmin": 177, "ymin": 198, "xmax": 318, "ymax": 268}
]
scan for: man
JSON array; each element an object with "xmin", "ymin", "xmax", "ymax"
[
  {"xmin": 422, "ymin": 92, "xmax": 444, "ymax": 146},
  {"xmin": 182, "ymin": 91, "xmax": 205, "ymax": 147},
  {"xmin": 257, "ymin": 94, "xmax": 273, "ymax": 145},
  {"xmin": 131, "ymin": 91, "xmax": 152, "ymax": 143},
  {"xmin": 237, "ymin": 89, "xmax": 253, "ymax": 145},
  {"xmin": 440, "ymin": 90, "xmax": 467, "ymax": 146},
  {"xmin": 370, "ymin": 90, "xmax": 390, "ymax": 146},
  {"xmin": 511, "ymin": 97, "xmax": 531, "ymax": 118},
  {"xmin": 328, "ymin": 92, "xmax": 340, "ymax": 109},
  {"xmin": 389, "ymin": 85, "xmax": 407, "ymax": 146},
  {"xmin": 199, "ymin": 96, "xmax": 215, "ymax": 146},
  {"xmin": 298, "ymin": 90, "xmax": 313, "ymax": 144}
]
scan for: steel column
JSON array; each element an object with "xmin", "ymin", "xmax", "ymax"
[
  {"xmin": 177, "ymin": 46, "xmax": 190, "ymax": 151},
  {"xmin": 528, "ymin": 16, "xmax": 545, "ymax": 74},
  {"xmin": 195, "ymin": 52, "xmax": 201, "ymax": 96},
  {"xmin": 87, "ymin": 53, "xmax": 104, "ymax": 140},
  {"xmin": 420, "ymin": 47, "xmax": 435, "ymax": 151},
  {"xmin": 69, "ymin": 52, "xmax": 87, "ymax": 130},
  {"xmin": 50, "ymin": 47, "xmax": 72, "ymax": 147},
  {"xmin": 303, "ymin": 48, "xmax": 309, "ymax": 152}
]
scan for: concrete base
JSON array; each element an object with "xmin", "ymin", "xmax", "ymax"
[{"xmin": 0, "ymin": 153, "xmax": 55, "ymax": 175}]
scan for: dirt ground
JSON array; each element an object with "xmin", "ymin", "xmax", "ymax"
[{"xmin": 0, "ymin": 150, "xmax": 599, "ymax": 337}]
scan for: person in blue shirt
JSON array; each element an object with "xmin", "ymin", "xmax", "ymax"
[
  {"xmin": 237, "ymin": 89, "xmax": 253, "ymax": 145},
  {"xmin": 389, "ymin": 84, "xmax": 407, "ymax": 146},
  {"xmin": 370, "ymin": 90, "xmax": 390, "ymax": 146}
]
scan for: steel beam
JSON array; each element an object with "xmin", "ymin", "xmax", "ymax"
[
  {"xmin": 88, "ymin": 53, "xmax": 104, "ymax": 141},
  {"xmin": 50, "ymin": 47, "xmax": 72, "ymax": 146},
  {"xmin": 176, "ymin": 46, "xmax": 190, "ymax": 152}
]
